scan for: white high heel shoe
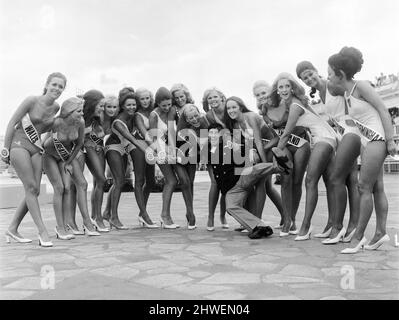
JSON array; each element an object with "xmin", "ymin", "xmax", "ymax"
[
  {"xmin": 55, "ymin": 227, "xmax": 74, "ymax": 240},
  {"xmin": 138, "ymin": 216, "xmax": 159, "ymax": 229},
  {"xmin": 159, "ymin": 217, "xmax": 180, "ymax": 229},
  {"xmin": 322, "ymin": 227, "xmax": 346, "ymax": 245},
  {"xmin": 314, "ymin": 227, "xmax": 332, "ymax": 238},
  {"xmin": 364, "ymin": 234, "xmax": 390, "ymax": 250},
  {"xmin": 207, "ymin": 226, "xmax": 215, "ymax": 231},
  {"xmin": 187, "ymin": 223, "xmax": 197, "ymax": 230},
  {"xmin": 342, "ymin": 228, "xmax": 356, "ymax": 243},
  {"xmin": 38, "ymin": 234, "xmax": 53, "ymax": 247},
  {"xmin": 5, "ymin": 230, "xmax": 32, "ymax": 244},
  {"xmin": 91, "ymin": 219, "xmax": 110, "ymax": 232},
  {"xmin": 341, "ymin": 237, "xmax": 368, "ymax": 254},
  {"xmin": 294, "ymin": 226, "xmax": 313, "ymax": 241},
  {"xmin": 83, "ymin": 225, "xmax": 101, "ymax": 236},
  {"xmin": 66, "ymin": 224, "xmax": 85, "ymax": 235}
]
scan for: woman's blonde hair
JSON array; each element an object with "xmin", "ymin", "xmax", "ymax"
[{"xmin": 202, "ymin": 87, "xmax": 226, "ymax": 112}]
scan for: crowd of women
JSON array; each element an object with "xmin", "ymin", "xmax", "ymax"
[{"xmin": 2, "ymin": 46, "xmax": 397, "ymax": 254}]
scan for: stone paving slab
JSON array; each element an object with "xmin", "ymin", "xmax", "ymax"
[{"xmin": 0, "ymin": 175, "xmax": 398, "ymax": 300}]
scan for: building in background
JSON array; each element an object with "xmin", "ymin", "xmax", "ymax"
[{"xmin": 375, "ymin": 72, "xmax": 399, "ymax": 173}]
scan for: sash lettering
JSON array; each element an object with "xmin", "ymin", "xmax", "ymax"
[
  {"xmin": 330, "ymin": 118, "xmax": 345, "ymax": 136},
  {"xmin": 21, "ymin": 114, "xmax": 43, "ymax": 151},
  {"xmin": 53, "ymin": 133, "xmax": 72, "ymax": 162},
  {"xmin": 274, "ymin": 128, "xmax": 307, "ymax": 148},
  {"xmin": 354, "ymin": 120, "xmax": 384, "ymax": 142},
  {"xmin": 90, "ymin": 133, "xmax": 103, "ymax": 146}
]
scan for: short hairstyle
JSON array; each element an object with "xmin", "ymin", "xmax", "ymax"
[
  {"xmin": 176, "ymin": 104, "xmax": 201, "ymax": 132},
  {"xmin": 328, "ymin": 46, "xmax": 364, "ymax": 80},
  {"xmin": 208, "ymin": 122, "xmax": 224, "ymax": 132}
]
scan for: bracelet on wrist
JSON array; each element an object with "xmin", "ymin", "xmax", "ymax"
[{"xmin": 1, "ymin": 147, "xmax": 10, "ymax": 158}]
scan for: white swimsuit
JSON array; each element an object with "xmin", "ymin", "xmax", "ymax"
[
  {"xmin": 133, "ymin": 112, "xmax": 150, "ymax": 140},
  {"xmin": 294, "ymin": 103, "xmax": 338, "ymax": 150},
  {"xmin": 344, "ymin": 82, "xmax": 385, "ymax": 144},
  {"xmin": 322, "ymin": 83, "xmax": 360, "ymax": 139}
]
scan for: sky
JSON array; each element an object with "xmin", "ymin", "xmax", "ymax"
[{"xmin": 1, "ymin": 0, "xmax": 398, "ymax": 132}]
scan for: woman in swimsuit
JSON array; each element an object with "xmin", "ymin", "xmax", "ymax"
[
  {"xmin": 271, "ymin": 73, "xmax": 339, "ymax": 241},
  {"xmin": 131, "ymin": 87, "xmax": 158, "ymax": 228},
  {"xmin": 82, "ymin": 89, "xmax": 110, "ymax": 233},
  {"xmin": 296, "ymin": 61, "xmax": 360, "ymax": 243},
  {"xmin": 262, "ymin": 76, "xmax": 311, "ymax": 237},
  {"xmin": 176, "ymin": 104, "xmax": 212, "ymax": 227},
  {"xmin": 2, "ymin": 72, "xmax": 66, "ymax": 247},
  {"xmin": 201, "ymin": 88, "xmax": 230, "ymax": 230},
  {"xmin": 149, "ymin": 87, "xmax": 196, "ymax": 229},
  {"xmin": 42, "ymin": 97, "xmax": 100, "ymax": 240},
  {"xmin": 253, "ymin": 80, "xmax": 285, "ymax": 228},
  {"xmin": 104, "ymin": 87, "xmax": 149, "ymax": 230},
  {"xmin": 328, "ymin": 47, "xmax": 397, "ymax": 253}
]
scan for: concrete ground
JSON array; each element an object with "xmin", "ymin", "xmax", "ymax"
[{"xmin": 0, "ymin": 172, "xmax": 398, "ymax": 300}]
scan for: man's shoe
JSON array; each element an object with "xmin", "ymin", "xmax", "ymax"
[
  {"xmin": 260, "ymin": 226, "xmax": 273, "ymax": 238},
  {"xmin": 248, "ymin": 226, "xmax": 273, "ymax": 239}
]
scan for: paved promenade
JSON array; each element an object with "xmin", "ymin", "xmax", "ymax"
[{"xmin": 1, "ymin": 172, "xmax": 398, "ymax": 300}]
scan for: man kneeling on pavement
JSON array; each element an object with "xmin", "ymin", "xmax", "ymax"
[{"xmin": 201, "ymin": 123, "xmax": 290, "ymax": 239}]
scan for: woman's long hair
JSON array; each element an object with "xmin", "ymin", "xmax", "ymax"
[
  {"xmin": 224, "ymin": 96, "xmax": 251, "ymax": 132},
  {"xmin": 268, "ymin": 72, "xmax": 309, "ymax": 109}
]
